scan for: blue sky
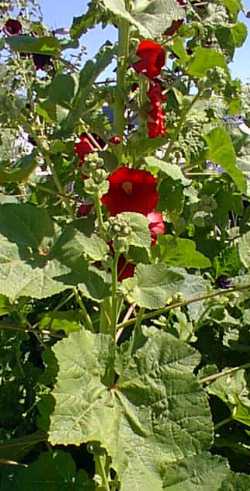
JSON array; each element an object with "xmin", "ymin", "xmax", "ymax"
[{"xmin": 39, "ymin": 0, "xmax": 250, "ymax": 82}]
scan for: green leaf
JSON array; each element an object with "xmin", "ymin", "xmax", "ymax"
[
  {"xmin": 0, "ymin": 151, "xmax": 38, "ymax": 184},
  {"xmin": 161, "ymin": 453, "xmax": 229, "ymax": 490},
  {"xmin": 0, "ymin": 294, "xmax": 11, "ymax": 316},
  {"xmin": 0, "ymin": 450, "xmax": 94, "ymax": 490},
  {"xmin": 188, "ymin": 47, "xmax": 228, "ymax": 78},
  {"xmin": 118, "ymin": 212, "xmax": 151, "ymax": 249},
  {"xmin": 96, "ymin": 0, "xmax": 185, "ymax": 38},
  {"xmin": 216, "ymin": 23, "xmax": 247, "ymax": 57},
  {"xmin": 205, "ymin": 127, "xmax": 246, "ymax": 192},
  {"xmin": 0, "ymin": 204, "xmax": 110, "ymax": 301},
  {"xmin": 53, "ymin": 219, "xmax": 109, "ymax": 263},
  {"xmin": 39, "ymin": 311, "xmax": 82, "ymax": 334},
  {"xmin": 61, "ymin": 43, "xmax": 115, "ymax": 134},
  {"xmin": 48, "ymin": 330, "xmax": 213, "ymax": 490},
  {"xmin": 220, "ymin": 472, "xmax": 250, "ymax": 490},
  {"xmin": 221, "ymin": 0, "xmax": 242, "ymax": 19},
  {"xmin": 70, "ymin": 0, "xmax": 104, "ymax": 38},
  {"xmin": 239, "ymin": 231, "xmax": 250, "ymax": 269},
  {"xmin": 145, "ymin": 156, "xmax": 190, "ymax": 185},
  {"xmin": 172, "ymin": 36, "xmax": 190, "ymax": 64},
  {"xmin": 48, "ymin": 73, "xmax": 78, "ymax": 108},
  {"xmin": 122, "ymin": 264, "xmax": 207, "ymax": 310},
  {"xmin": 131, "ymin": 0, "xmax": 186, "ymax": 38},
  {"xmin": 6, "ymin": 36, "xmax": 61, "ymax": 55},
  {"xmin": 153, "ymin": 236, "xmax": 211, "ymax": 269}
]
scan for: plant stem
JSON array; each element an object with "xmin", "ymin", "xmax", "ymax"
[
  {"xmin": 111, "ymin": 252, "xmax": 119, "ymax": 338},
  {"xmin": 199, "ymin": 362, "xmax": 250, "ymax": 385},
  {"xmin": 74, "ymin": 288, "xmax": 94, "ymax": 332},
  {"xmin": 95, "ymin": 454, "xmax": 110, "ymax": 491},
  {"xmin": 214, "ymin": 416, "xmax": 232, "ymax": 431},
  {"xmin": 114, "ymin": 17, "xmax": 129, "ymax": 138},
  {"xmin": 94, "ymin": 193, "xmax": 106, "ymax": 239},
  {"xmin": 116, "ymin": 283, "xmax": 250, "ymax": 333}
]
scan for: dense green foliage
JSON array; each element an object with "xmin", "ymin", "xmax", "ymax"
[{"xmin": 1, "ymin": 0, "xmax": 250, "ymax": 489}]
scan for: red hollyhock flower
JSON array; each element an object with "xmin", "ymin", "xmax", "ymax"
[
  {"xmin": 133, "ymin": 40, "xmax": 166, "ymax": 79},
  {"xmin": 147, "ymin": 81, "xmax": 166, "ymax": 138},
  {"xmin": 74, "ymin": 133, "xmax": 105, "ymax": 163},
  {"xmin": 101, "ymin": 166, "xmax": 159, "ymax": 216},
  {"xmin": 164, "ymin": 19, "xmax": 184, "ymax": 37},
  {"xmin": 147, "ymin": 211, "xmax": 165, "ymax": 245},
  {"xmin": 3, "ymin": 19, "xmax": 22, "ymax": 36},
  {"xmin": 117, "ymin": 256, "xmax": 135, "ymax": 281}
]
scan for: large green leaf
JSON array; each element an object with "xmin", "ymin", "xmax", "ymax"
[
  {"xmin": 205, "ymin": 127, "xmax": 246, "ymax": 192},
  {"xmin": 48, "ymin": 329, "xmax": 213, "ymax": 491},
  {"xmin": 118, "ymin": 212, "xmax": 151, "ymax": 249},
  {"xmin": 122, "ymin": 264, "xmax": 207, "ymax": 310},
  {"xmin": 145, "ymin": 156, "xmax": 190, "ymax": 185},
  {"xmin": 0, "ymin": 204, "xmax": 110, "ymax": 301},
  {"xmin": 239, "ymin": 231, "xmax": 250, "ymax": 269},
  {"xmin": 89, "ymin": 0, "xmax": 186, "ymax": 38},
  {"xmin": 188, "ymin": 47, "xmax": 228, "ymax": 78},
  {"xmin": 153, "ymin": 236, "xmax": 211, "ymax": 269},
  {"xmin": 70, "ymin": 0, "xmax": 104, "ymax": 38},
  {"xmin": 0, "ymin": 151, "xmax": 38, "ymax": 184},
  {"xmin": 161, "ymin": 453, "xmax": 229, "ymax": 490},
  {"xmin": 61, "ymin": 43, "xmax": 115, "ymax": 134},
  {"xmin": 220, "ymin": 472, "xmax": 250, "ymax": 490},
  {"xmin": 0, "ymin": 450, "xmax": 94, "ymax": 490},
  {"xmin": 6, "ymin": 36, "xmax": 61, "ymax": 55}
]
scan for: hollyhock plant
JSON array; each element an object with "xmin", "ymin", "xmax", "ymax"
[
  {"xmin": 147, "ymin": 81, "xmax": 166, "ymax": 138},
  {"xmin": 3, "ymin": 19, "xmax": 22, "ymax": 36},
  {"xmin": 133, "ymin": 39, "xmax": 166, "ymax": 79},
  {"xmin": 74, "ymin": 133, "xmax": 105, "ymax": 163},
  {"xmin": 147, "ymin": 211, "xmax": 165, "ymax": 245},
  {"xmin": 101, "ymin": 166, "xmax": 159, "ymax": 216}
]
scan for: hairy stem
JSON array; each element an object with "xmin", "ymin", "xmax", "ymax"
[
  {"xmin": 116, "ymin": 283, "xmax": 250, "ymax": 333},
  {"xmin": 111, "ymin": 252, "xmax": 119, "ymax": 338},
  {"xmin": 200, "ymin": 362, "xmax": 250, "ymax": 385},
  {"xmin": 94, "ymin": 453, "xmax": 110, "ymax": 491},
  {"xmin": 114, "ymin": 17, "xmax": 129, "ymax": 138}
]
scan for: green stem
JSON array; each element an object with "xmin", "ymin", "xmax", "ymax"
[
  {"xmin": 95, "ymin": 193, "xmax": 106, "ymax": 239},
  {"xmin": 199, "ymin": 362, "xmax": 250, "ymax": 385},
  {"xmin": 95, "ymin": 454, "xmax": 110, "ymax": 491},
  {"xmin": 114, "ymin": 17, "xmax": 129, "ymax": 138},
  {"xmin": 116, "ymin": 283, "xmax": 250, "ymax": 334},
  {"xmin": 111, "ymin": 252, "xmax": 119, "ymax": 338},
  {"xmin": 214, "ymin": 417, "xmax": 232, "ymax": 431},
  {"xmin": 135, "ymin": 307, "xmax": 145, "ymax": 331},
  {"xmin": 74, "ymin": 288, "xmax": 94, "ymax": 332}
]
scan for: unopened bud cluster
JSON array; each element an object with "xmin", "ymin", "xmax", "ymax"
[
  {"xmin": 106, "ymin": 216, "xmax": 132, "ymax": 253},
  {"xmin": 83, "ymin": 152, "xmax": 109, "ymax": 195}
]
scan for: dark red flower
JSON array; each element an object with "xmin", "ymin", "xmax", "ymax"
[
  {"xmin": 77, "ymin": 202, "xmax": 93, "ymax": 217},
  {"xmin": 109, "ymin": 135, "xmax": 122, "ymax": 145},
  {"xmin": 74, "ymin": 133, "xmax": 105, "ymax": 163},
  {"xmin": 177, "ymin": 0, "xmax": 187, "ymax": 6},
  {"xmin": 164, "ymin": 19, "xmax": 184, "ymax": 37},
  {"xmin": 133, "ymin": 40, "xmax": 166, "ymax": 79},
  {"xmin": 147, "ymin": 211, "xmax": 165, "ymax": 245},
  {"xmin": 3, "ymin": 19, "xmax": 22, "ymax": 36},
  {"xmin": 101, "ymin": 166, "xmax": 159, "ymax": 216},
  {"xmin": 147, "ymin": 81, "xmax": 167, "ymax": 138},
  {"xmin": 33, "ymin": 54, "xmax": 52, "ymax": 70},
  {"xmin": 117, "ymin": 255, "xmax": 135, "ymax": 281}
]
